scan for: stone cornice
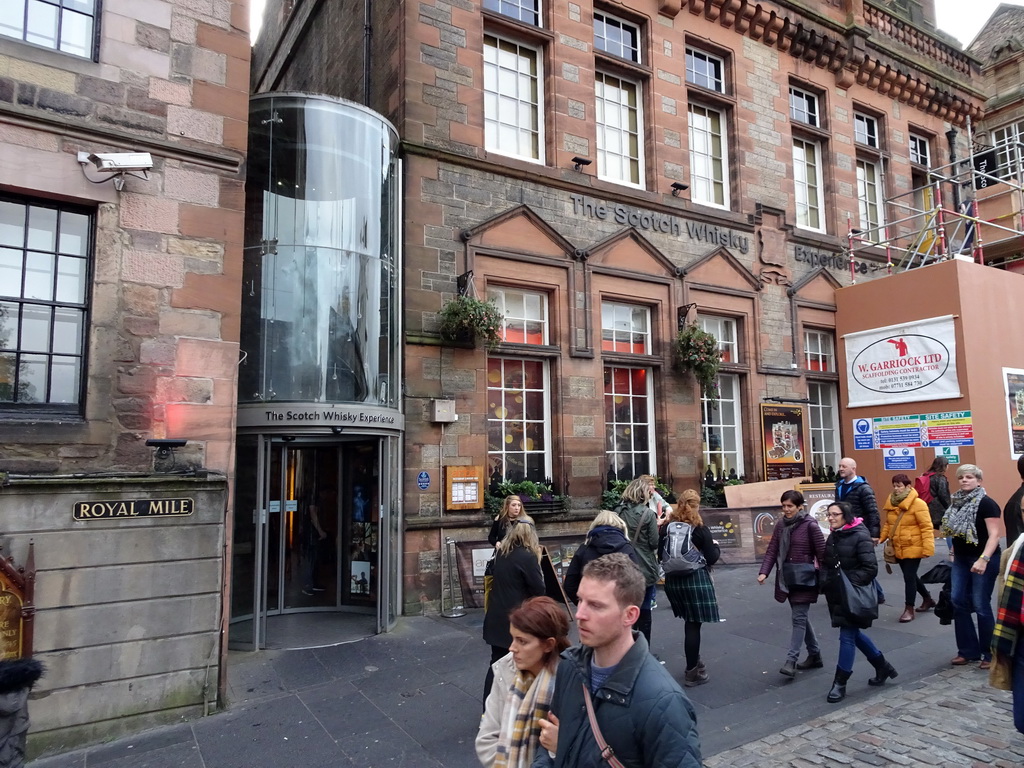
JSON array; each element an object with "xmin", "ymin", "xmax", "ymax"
[{"xmin": 669, "ymin": 0, "xmax": 984, "ymax": 126}]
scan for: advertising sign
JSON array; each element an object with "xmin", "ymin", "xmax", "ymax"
[
  {"xmin": 844, "ymin": 316, "xmax": 960, "ymax": 408},
  {"xmin": 760, "ymin": 404, "xmax": 808, "ymax": 481},
  {"xmin": 1003, "ymin": 368, "xmax": 1024, "ymax": 459}
]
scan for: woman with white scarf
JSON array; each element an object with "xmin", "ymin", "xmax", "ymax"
[
  {"xmin": 477, "ymin": 596, "xmax": 569, "ymax": 768},
  {"xmin": 940, "ymin": 464, "xmax": 1004, "ymax": 669}
]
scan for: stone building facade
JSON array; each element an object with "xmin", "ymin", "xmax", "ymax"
[
  {"xmin": 0, "ymin": 0, "xmax": 250, "ymax": 754},
  {"xmin": 253, "ymin": 0, "xmax": 981, "ymax": 615}
]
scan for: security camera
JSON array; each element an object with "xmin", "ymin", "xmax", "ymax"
[
  {"xmin": 146, "ymin": 438, "xmax": 188, "ymax": 459},
  {"xmin": 83, "ymin": 152, "xmax": 154, "ymax": 173}
]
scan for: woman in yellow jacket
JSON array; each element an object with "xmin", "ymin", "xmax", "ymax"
[{"xmin": 879, "ymin": 473, "xmax": 935, "ymax": 623}]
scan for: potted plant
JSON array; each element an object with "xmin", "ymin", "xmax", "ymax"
[
  {"xmin": 674, "ymin": 322, "xmax": 722, "ymax": 402},
  {"xmin": 485, "ymin": 478, "xmax": 570, "ymax": 516},
  {"xmin": 438, "ymin": 295, "xmax": 503, "ymax": 349}
]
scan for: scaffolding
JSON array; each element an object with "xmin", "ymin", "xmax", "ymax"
[{"xmin": 843, "ymin": 118, "xmax": 1024, "ymax": 281}]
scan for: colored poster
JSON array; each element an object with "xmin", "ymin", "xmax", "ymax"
[
  {"xmin": 703, "ymin": 511, "xmax": 740, "ymax": 549},
  {"xmin": 844, "ymin": 315, "xmax": 960, "ymax": 408},
  {"xmin": 760, "ymin": 404, "xmax": 807, "ymax": 481},
  {"xmin": 1003, "ymin": 368, "xmax": 1024, "ymax": 459}
]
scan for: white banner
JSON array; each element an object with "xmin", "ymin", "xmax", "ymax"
[{"xmin": 844, "ymin": 315, "xmax": 960, "ymax": 408}]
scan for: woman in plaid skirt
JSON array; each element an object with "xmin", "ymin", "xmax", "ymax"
[{"xmin": 661, "ymin": 489, "xmax": 721, "ymax": 686}]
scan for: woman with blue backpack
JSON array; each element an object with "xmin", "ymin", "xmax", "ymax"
[
  {"xmin": 660, "ymin": 489, "xmax": 721, "ymax": 687},
  {"xmin": 757, "ymin": 490, "xmax": 827, "ymax": 677}
]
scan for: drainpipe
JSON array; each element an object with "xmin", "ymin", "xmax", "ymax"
[
  {"xmin": 363, "ymin": 0, "xmax": 372, "ymax": 106},
  {"xmin": 946, "ymin": 127, "xmax": 961, "ymax": 212}
]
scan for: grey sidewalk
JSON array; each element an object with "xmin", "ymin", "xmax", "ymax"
[{"xmin": 29, "ymin": 561, "xmax": 1024, "ymax": 767}]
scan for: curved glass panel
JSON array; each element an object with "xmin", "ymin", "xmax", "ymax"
[{"xmin": 240, "ymin": 95, "xmax": 400, "ymax": 407}]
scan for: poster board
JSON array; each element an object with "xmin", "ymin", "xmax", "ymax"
[
  {"xmin": 760, "ymin": 404, "xmax": 808, "ymax": 481},
  {"xmin": 1003, "ymin": 368, "xmax": 1024, "ymax": 459},
  {"xmin": 798, "ymin": 482, "xmax": 836, "ymax": 538}
]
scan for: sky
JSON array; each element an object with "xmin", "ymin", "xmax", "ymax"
[
  {"xmin": 250, "ymin": 1, "xmax": 1018, "ymax": 47},
  {"xmin": 934, "ymin": 0, "xmax": 1016, "ymax": 47}
]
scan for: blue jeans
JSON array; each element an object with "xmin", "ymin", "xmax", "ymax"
[
  {"xmin": 641, "ymin": 584, "xmax": 657, "ymax": 611},
  {"xmin": 1015, "ymin": 638, "xmax": 1024, "ymax": 734},
  {"xmin": 837, "ymin": 626, "xmax": 881, "ymax": 673},
  {"xmin": 950, "ymin": 551, "xmax": 1000, "ymax": 661}
]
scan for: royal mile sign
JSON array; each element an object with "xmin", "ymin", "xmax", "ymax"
[{"xmin": 569, "ymin": 194, "xmax": 750, "ymax": 254}]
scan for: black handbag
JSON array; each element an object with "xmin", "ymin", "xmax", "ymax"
[
  {"xmin": 782, "ymin": 562, "xmax": 819, "ymax": 589},
  {"xmin": 838, "ymin": 568, "xmax": 879, "ymax": 623}
]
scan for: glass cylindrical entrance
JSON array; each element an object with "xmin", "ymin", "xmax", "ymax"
[
  {"xmin": 240, "ymin": 94, "xmax": 400, "ymax": 407},
  {"xmin": 232, "ymin": 94, "xmax": 403, "ymax": 650}
]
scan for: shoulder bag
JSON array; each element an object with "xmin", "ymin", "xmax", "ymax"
[
  {"xmin": 883, "ymin": 506, "xmax": 909, "ymax": 565},
  {"xmin": 581, "ymin": 683, "xmax": 626, "ymax": 768},
  {"xmin": 782, "ymin": 518, "xmax": 820, "ymax": 588},
  {"xmin": 838, "ymin": 567, "xmax": 879, "ymax": 623}
]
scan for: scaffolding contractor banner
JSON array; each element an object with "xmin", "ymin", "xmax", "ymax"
[{"xmin": 844, "ymin": 315, "xmax": 960, "ymax": 408}]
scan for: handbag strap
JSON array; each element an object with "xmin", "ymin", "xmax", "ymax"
[
  {"xmin": 889, "ymin": 507, "xmax": 909, "ymax": 540},
  {"xmin": 581, "ymin": 683, "xmax": 626, "ymax": 768}
]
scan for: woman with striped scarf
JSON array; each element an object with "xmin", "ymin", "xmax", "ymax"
[{"xmin": 476, "ymin": 596, "xmax": 570, "ymax": 767}]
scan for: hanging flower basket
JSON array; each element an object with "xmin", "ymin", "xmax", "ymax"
[
  {"xmin": 438, "ymin": 295, "xmax": 503, "ymax": 349},
  {"xmin": 674, "ymin": 323, "xmax": 722, "ymax": 402}
]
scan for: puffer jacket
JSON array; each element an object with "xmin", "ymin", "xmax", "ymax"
[
  {"xmin": 617, "ymin": 502, "xmax": 660, "ymax": 586},
  {"xmin": 758, "ymin": 513, "xmax": 826, "ymax": 605},
  {"xmin": 822, "ymin": 520, "xmax": 878, "ymax": 629},
  {"xmin": 880, "ymin": 488, "xmax": 935, "ymax": 560},
  {"xmin": 532, "ymin": 633, "xmax": 702, "ymax": 768},
  {"xmin": 835, "ymin": 477, "xmax": 881, "ymax": 537},
  {"xmin": 562, "ymin": 526, "xmax": 639, "ymax": 605}
]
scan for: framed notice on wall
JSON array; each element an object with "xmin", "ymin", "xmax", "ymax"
[
  {"xmin": 1003, "ymin": 368, "xmax": 1024, "ymax": 459},
  {"xmin": 760, "ymin": 404, "xmax": 808, "ymax": 481},
  {"xmin": 446, "ymin": 466, "xmax": 484, "ymax": 511}
]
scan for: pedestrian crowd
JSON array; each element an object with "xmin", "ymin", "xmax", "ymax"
[{"xmin": 473, "ymin": 459, "xmax": 1024, "ymax": 767}]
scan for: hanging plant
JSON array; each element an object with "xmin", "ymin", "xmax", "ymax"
[
  {"xmin": 674, "ymin": 322, "xmax": 722, "ymax": 401},
  {"xmin": 438, "ymin": 295, "xmax": 503, "ymax": 349}
]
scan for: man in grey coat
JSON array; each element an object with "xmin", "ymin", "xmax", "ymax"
[{"xmin": 534, "ymin": 554, "xmax": 701, "ymax": 767}]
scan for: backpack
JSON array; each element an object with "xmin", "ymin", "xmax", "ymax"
[
  {"xmin": 660, "ymin": 521, "xmax": 707, "ymax": 575},
  {"xmin": 914, "ymin": 472, "xmax": 934, "ymax": 503}
]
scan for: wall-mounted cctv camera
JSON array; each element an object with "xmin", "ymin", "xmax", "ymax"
[{"xmin": 83, "ymin": 152, "xmax": 154, "ymax": 173}]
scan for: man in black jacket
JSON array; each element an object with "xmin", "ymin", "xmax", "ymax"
[
  {"xmin": 836, "ymin": 457, "xmax": 884, "ymax": 603},
  {"xmin": 535, "ymin": 554, "xmax": 701, "ymax": 767},
  {"xmin": 1003, "ymin": 455, "xmax": 1024, "ymax": 545}
]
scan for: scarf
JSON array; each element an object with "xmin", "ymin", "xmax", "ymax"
[
  {"xmin": 992, "ymin": 534, "xmax": 1024, "ymax": 658},
  {"xmin": 889, "ymin": 487, "xmax": 911, "ymax": 506},
  {"xmin": 776, "ymin": 510, "xmax": 807, "ymax": 595},
  {"xmin": 494, "ymin": 664, "xmax": 556, "ymax": 768},
  {"xmin": 941, "ymin": 485, "xmax": 986, "ymax": 544}
]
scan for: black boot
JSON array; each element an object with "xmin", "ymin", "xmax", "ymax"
[
  {"xmin": 867, "ymin": 654, "xmax": 898, "ymax": 686},
  {"xmin": 826, "ymin": 667, "xmax": 851, "ymax": 703},
  {"xmin": 796, "ymin": 652, "xmax": 824, "ymax": 670}
]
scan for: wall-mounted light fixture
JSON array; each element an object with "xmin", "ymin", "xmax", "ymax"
[
  {"xmin": 677, "ymin": 303, "xmax": 697, "ymax": 329},
  {"xmin": 330, "ymin": 426, "xmax": 344, "ymax": 435},
  {"xmin": 571, "ymin": 156, "xmax": 592, "ymax": 173},
  {"xmin": 763, "ymin": 396, "xmax": 812, "ymax": 404},
  {"xmin": 671, "ymin": 181, "xmax": 689, "ymax": 196},
  {"xmin": 77, "ymin": 151, "xmax": 153, "ymax": 191},
  {"xmin": 145, "ymin": 438, "xmax": 187, "ymax": 460}
]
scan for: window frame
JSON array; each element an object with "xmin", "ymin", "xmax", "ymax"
[
  {"xmin": 601, "ymin": 301, "xmax": 651, "ymax": 355},
  {"xmin": 807, "ymin": 381, "xmax": 840, "ymax": 477},
  {"xmin": 856, "ymin": 157, "xmax": 884, "ymax": 233},
  {"xmin": 593, "ymin": 9, "xmax": 640, "ymax": 64},
  {"xmin": 697, "ymin": 314, "xmax": 738, "ymax": 364},
  {"xmin": 685, "ymin": 47, "xmax": 725, "ymax": 93},
  {"xmin": 803, "ymin": 329, "xmax": 835, "ymax": 373},
  {"xmin": 595, "ymin": 70, "xmax": 645, "ymax": 189},
  {"xmin": 687, "ymin": 101, "xmax": 730, "ymax": 209},
  {"xmin": 792, "ymin": 137, "xmax": 825, "ymax": 232},
  {"xmin": 909, "ymin": 133, "xmax": 931, "ymax": 168},
  {"xmin": 702, "ymin": 372, "xmax": 743, "ymax": 478},
  {"xmin": 992, "ymin": 121, "xmax": 1024, "ymax": 181},
  {"xmin": 486, "ymin": 355, "xmax": 552, "ymax": 483},
  {"xmin": 604, "ymin": 364, "xmax": 656, "ymax": 482},
  {"xmin": 1, "ymin": 0, "xmax": 101, "ymax": 61},
  {"xmin": 789, "ymin": 86, "xmax": 819, "ymax": 128},
  {"xmin": 482, "ymin": 0, "xmax": 541, "ymax": 27},
  {"xmin": 0, "ymin": 194, "xmax": 93, "ymax": 416},
  {"xmin": 854, "ymin": 112, "xmax": 879, "ymax": 149},
  {"xmin": 483, "ymin": 32, "xmax": 546, "ymax": 164},
  {"xmin": 487, "ymin": 286, "xmax": 549, "ymax": 345}
]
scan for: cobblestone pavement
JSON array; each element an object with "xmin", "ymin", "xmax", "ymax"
[{"xmin": 704, "ymin": 665, "xmax": 1023, "ymax": 768}]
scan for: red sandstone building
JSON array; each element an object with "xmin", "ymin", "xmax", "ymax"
[{"xmin": 248, "ymin": 0, "xmax": 984, "ymax": 622}]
